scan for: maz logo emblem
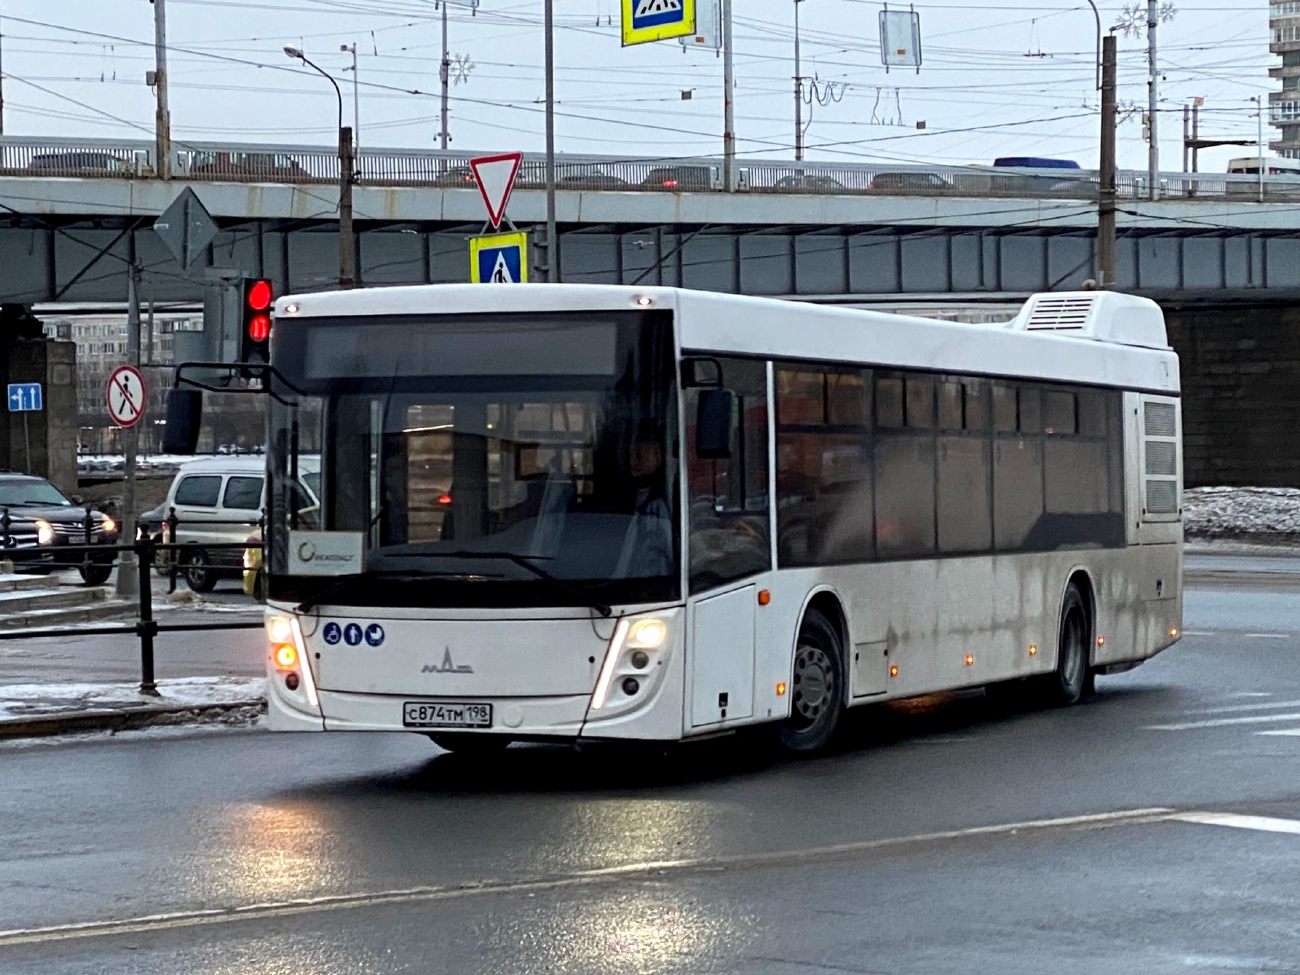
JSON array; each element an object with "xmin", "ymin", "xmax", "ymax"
[{"xmin": 422, "ymin": 647, "xmax": 474, "ymax": 674}]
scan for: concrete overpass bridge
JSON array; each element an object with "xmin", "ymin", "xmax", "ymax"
[{"xmin": 5, "ymin": 136, "xmax": 1300, "ymax": 487}]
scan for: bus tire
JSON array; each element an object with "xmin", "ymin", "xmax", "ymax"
[
  {"xmin": 1038, "ymin": 582, "xmax": 1090, "ymax": 707},
  {"xmin": 429, "ymin": 733, "xmax": 513, "ymax": 755},
  {"xmin": 774, "ymin": 609, "xmax": 845, "ymax": 755}
]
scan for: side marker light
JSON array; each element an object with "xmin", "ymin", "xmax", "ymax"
[
  {"xmin": 889, "ymin": 665, "xmax": 899, "ymax": 678},
  {"xmin": 1029, "ymin": 644, "xmax": 1038, "ymax": 657},
  {"xmin": 758, "ymin": 590, "xmax": 771, "ymax": 606},
  {"xmin": 965, "ymin": 654, "xmax": 975, "ymax": 667},
  {"xmin": 776, "ymin": 682, "xmax": 787, "ymax": 696}
]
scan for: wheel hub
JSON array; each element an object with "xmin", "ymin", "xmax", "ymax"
[{"xmin": 792, "ymin": 645, "xmax": 835, "ymax": 722}]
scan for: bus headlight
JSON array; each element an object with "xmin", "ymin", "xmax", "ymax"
[
  {"xmin": 627, "ymin": 618, "xmax": 667, "ymax": 649},
  {"xmin": 266, "ymin": 614, "xmax": 318, "ymax": 708},
  {"xmin": 590, "ymin": 615, "xmax": 673, "ymax": 713}
]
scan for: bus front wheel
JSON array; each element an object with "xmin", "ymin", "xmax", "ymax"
[
  {"xmin": 1037, "ymin": 582, "xmax": 1090, "ymax": 707},
  {"xmin": 774, "ymin": 609, "xmax": 845, "ymax": 755}
]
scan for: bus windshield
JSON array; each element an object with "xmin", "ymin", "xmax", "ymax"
[{"xmin": 267, "ymin": 310, "xmax": 680, "ymax": 609}]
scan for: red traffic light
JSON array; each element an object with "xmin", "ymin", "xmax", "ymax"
[
  {"xmin": 246, "ymin": 279, "xmax": 272, "ymax": 311},
  {"xmin": 248, "ymin": 314, "xmax": 271, "ymax": 343}
]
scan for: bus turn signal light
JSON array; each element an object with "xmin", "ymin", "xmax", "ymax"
[{"xmin": 273, "ymin": 644, "xmax": 298, "ymax": 671}]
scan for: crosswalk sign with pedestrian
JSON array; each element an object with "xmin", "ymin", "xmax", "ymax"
[
  {"xmin": 622, "ymin": 0, "xmax": 696, "ymax": 45},
  {"xmin": 470, "ymin": 231, "xmax": 529, "ymax": 284}
]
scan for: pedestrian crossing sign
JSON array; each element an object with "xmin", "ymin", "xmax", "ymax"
[
  {"xmin": 622, "ymin": 0, "xmax": 696, "ymax": 45},
  {"xmin": 470, "ymin": 231, "xmax": 529, "ymax": 284}
]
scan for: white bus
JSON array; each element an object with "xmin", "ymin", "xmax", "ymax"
[{"xmin": 253, "ymin": 285, "xmax": 1182, "ymax": 754}]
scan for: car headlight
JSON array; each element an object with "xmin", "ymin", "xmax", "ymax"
[
  {"xmin": 100, "ymin": 516, "xmax": 117, "ymax": 534},
  {"xmin": 35, "ymin": 519, "xmax": 54, "ymax": 545}
]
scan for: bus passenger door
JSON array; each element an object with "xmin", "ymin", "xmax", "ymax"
[
  {"xmin": 683, "ymin": 356, "xmax": 772, "ymax": 730},
  {"xmin": 690, "ymin": 586, "xmax": 756, "ymax": 727}
]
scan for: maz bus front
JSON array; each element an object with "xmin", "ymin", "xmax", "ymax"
[{"xmin": 249, "ymin": 284, "xmax": 1182, "ymax": 754}]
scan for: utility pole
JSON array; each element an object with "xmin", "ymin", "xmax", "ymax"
[
  {"xmin": 116, "ymin": 265, "xmax": 142, "ymax": 599},
  {"xmin": 284, "ymin": 48, "xmax": 354, "ymax": 289},
  {"xmin": 0, "ymin": 1, "xmax": 6, "ymax": 136},
  {"xmin": 340, "ymin": 125, "xmax": 355, "ymax": 289},
  {"xmin": 793, "ymin": 0, "xmax": 805, "ymax": 161},
  {"xmin": 1146, "ymin": 0, "xmax": 1158, "ymax": 200},
  {"xmin": 439, "ymin": 1, "xmax": 451, "ymax": 150},
  {"xmin": 1252, "ymin": 95, "xmax": 1265, "ymax": 203},
  {"xmin": 1098, "ymin": 34, "xmax": 1117, "ymax": 291},
  {"xmin": 152, "ymin": 0, "xmax": 171, "ymax": 179},
  {"xmin": 341, "ymin": 42, "xmax": 359, "ymax": 156},
  {"xmin": 722, "ymin": 0, "xmax": 735, "ymax": 190},
  {"xmin": 543, "ymin": 0, "xmax": 558, "ymax": 282}
]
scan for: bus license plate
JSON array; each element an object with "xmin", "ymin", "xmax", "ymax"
[{"xmin": 402, "ymin": 701, "xmax": 493, "ymax": 729}]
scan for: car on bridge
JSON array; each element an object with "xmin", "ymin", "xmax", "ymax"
[
  {"xmin": 773, "ymin": 173, "xmax": 847, "ymax": 192},
  {"xmin": 189, "ymin": 151, "xmax": 310, "ymax": 182},
  {"xmin": 26, "ymin": 152, "xmax": 135, "ymax": 177},
  {"xmin": 869, "ymin": 171, "xmax": 953, "ymax": 193},
  {"xmin": 642, "ymin": 165, "xmax": 717, "ymax": 190}
]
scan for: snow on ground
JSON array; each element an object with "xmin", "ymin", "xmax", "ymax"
[
  {"xmin": 0, "ymin": 675, "xmax": 264, "ymax": 720},
  {"xmin": 1184, "ymin": 487, "xmax": 1300, "ymax": 539}
]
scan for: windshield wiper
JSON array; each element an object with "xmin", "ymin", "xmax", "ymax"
[
  {"xmin": 296, "ymin": 571, "xmax": 439, "ymax": 614},
  {"xmin": 388, "ymin": 550, "xmax": 613, "ymax": 618}
]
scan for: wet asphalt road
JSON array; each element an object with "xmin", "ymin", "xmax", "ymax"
[{"xmin": 4, "ymin": 580, "xmax": 1300, "ymax": 973}]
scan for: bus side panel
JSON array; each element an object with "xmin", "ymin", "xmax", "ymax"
[{"xmin": 749, "ymin": 547, "xmax": 1180, "ymax": 721}]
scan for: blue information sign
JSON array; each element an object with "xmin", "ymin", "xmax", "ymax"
[{"xmin": 7, "ymin": 383, "xmax": 42, "ymax": 412}]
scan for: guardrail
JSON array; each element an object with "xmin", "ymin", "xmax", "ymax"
[
  {"xmin": 0, "ymin": 533, "xmax": 263, "ymax": 696},
  {"xmin": 0, "ymin": 135, "xmax": 1295, "ymax": 203}
]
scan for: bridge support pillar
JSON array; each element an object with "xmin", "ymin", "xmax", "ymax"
[{"xmin": 0, "ymin": 306, "xmax": 78, "ymax": 493}]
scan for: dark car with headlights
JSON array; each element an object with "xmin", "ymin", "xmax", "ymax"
[{"xmin": 0, "ymin": 475, "xmax": 119, "ymax": 585}]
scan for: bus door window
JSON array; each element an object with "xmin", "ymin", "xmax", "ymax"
[{"xmin": 686, "ymin": 357, "xmax": 771, "ymax": 594}]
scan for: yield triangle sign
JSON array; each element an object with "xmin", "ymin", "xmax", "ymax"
[{"xmin": 469, "ymin": 152, "xmax": 523, "ymax": 230}]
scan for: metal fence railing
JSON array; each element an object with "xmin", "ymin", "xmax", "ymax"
[
  {"xmin": 0, "ymin": 532, "xmax": 264, "ymax": 696},
  {"xmin": 1, "ymin": 135, "xmax": 1297, "ymax": 203}
]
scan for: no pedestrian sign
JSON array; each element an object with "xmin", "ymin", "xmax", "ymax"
[{"xmin": 106, "ymin": 365, "xmax": 147, "ymax": 429}]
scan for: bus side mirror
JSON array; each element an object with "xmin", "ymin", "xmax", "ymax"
[
  {"xmin": 162, "ymin": 388, "xmax": 203, "ymax": 455},
  {"xmin": 695, "ymin": 389, "xmax": 735, "ymax": 460}
]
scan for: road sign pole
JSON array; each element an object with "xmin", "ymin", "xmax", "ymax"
[
  {"xmin": 21, "ymin": 412, "xmax": 29, "ymax": 474},
  {"xmin": 116, "ymin": 265, "xmax": 142, "ymax": 599},
  {"xmin": 544, "ymin": 0, "xmax": 558, "ymax": 283}
]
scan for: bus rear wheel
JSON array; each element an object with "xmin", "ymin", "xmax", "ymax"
[
  {"xmin": 774, "ymin": 609, "xmax": 845, "ymax": 755},
  {"xmin": 1036, "ymin": 582, "xmax": 1090, "ymax": 708}
]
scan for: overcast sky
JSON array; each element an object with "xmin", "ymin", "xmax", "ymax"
[{"xmin": 0, "ymin": 0, "xmax": 1272, "ymax": 173}]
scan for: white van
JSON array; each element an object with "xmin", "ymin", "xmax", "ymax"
[{"xmin": 144, "ymin": 456, "xmax": 319, "ymax": 592}]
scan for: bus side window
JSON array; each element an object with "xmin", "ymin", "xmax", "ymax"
[{"xmin": 686, "ymin": 357, "xmax": 771, "ymax": 594}]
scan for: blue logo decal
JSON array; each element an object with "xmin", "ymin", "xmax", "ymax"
[
  {"xmin": 365, "ymin": 623, "xmax": 386, "ymax": 647},
  {"xmin": 344, "ymin": 623, "xmax": 363, "ymax": 646},
  {"xmin": 323, "ymin": 622, "xmax": 342, "ymax": 645}
]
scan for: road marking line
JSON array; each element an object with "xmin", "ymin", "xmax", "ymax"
[
  {"xmin": 1181, "ymin": 630, "xmax": 1216, "ymax": 637},
  {"xmin": 1144, "ymin": 712, "xmax": 1300, "ymax": 731},
  {"xmin": 0, "ymin": 807, "xmax": 1174, "ymax": 949},
  {"xmin": 1228, "ymin": 692, "xmax": 1274, "ymax": 698},
  {"xmin": 1190, "ymin": 699, "xmax": 1300, "ymax": 716},
  {"xmin": 1256, "ymin": 728, "xmax": 1300, "ymax": 737},
  {"xmin": 1170, "ymin": 812, "xmax": 1300, "ymax": 835},
  {"xmin": 1245, "ymin": 633, "xmax": 1292, "ymax": 640}
]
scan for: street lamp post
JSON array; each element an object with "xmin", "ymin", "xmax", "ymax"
[
  {"xmin": 1250, "ymin": 95, "xmax": 1266, "ymax": 203},
  {"xmin": 285, "ymin": 47, "xmax": 356, "ymax": 290}
]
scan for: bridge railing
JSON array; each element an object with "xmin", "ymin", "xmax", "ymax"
[{"xmin": 4, "ymin": 136, "xmax": 1300, "ymax": 202}]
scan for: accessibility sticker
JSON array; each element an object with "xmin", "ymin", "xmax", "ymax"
[
  {"xmin": 365, "ymin": 623, "xmax": 386, "ymax": 647},
  {"xmin": 623, "ymin": 0, "xmax": 695, "ymax": 45},
  {"xmin": 344, "ymin": 623, "xmax": 363, "ymax": 647},
  {"xmin": 323, "ymin": 622, "xmax": 342, "ymax": 645}
]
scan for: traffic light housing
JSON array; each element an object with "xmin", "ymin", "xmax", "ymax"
[{"xmin": 240, "ymin": 278, "xmax": 273, "ymax": 372}]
